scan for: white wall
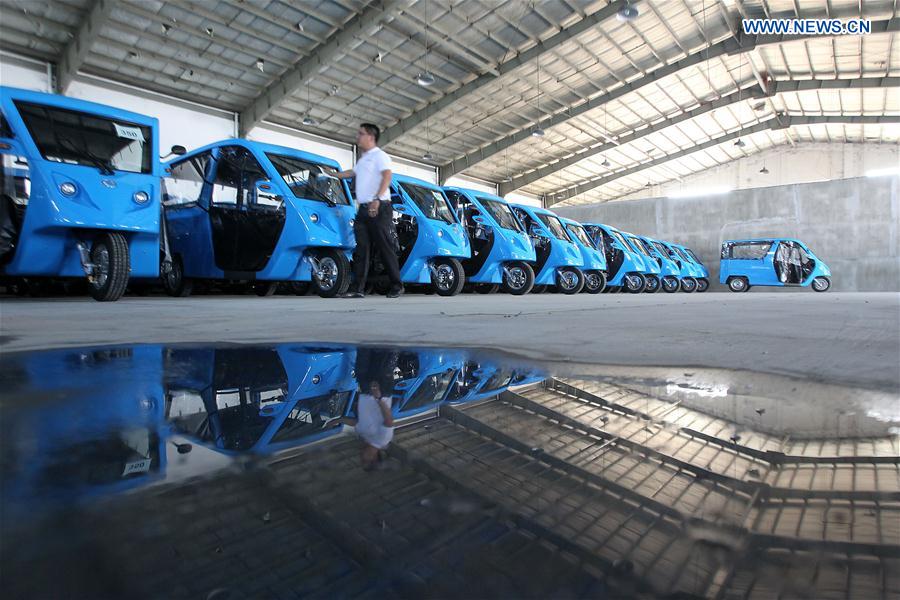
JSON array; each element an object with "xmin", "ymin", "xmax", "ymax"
[
  {"xmin": 0, "ymin": 53, "xmax": 50, "ymax": 92},
  {"xmin": 445, "ymin": 174, "xmax": 497, "ymax": 194},
  {"xmin": 616, "ymin": 142, "xmax": 900, "ymax": 202},
  {"xmin": 248, "ymin": 122, "xmax": 354, "ymax": 167},
  {"xmin": 505, "ymin": 190, "xmax": 542, "ymax": 207}
]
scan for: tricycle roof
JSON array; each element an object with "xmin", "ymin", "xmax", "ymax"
[
  {"xmin": 1, "ymin": 85, "xmax": 158, "ymax": 129},
  {"xmin": 166, "ymin": 137, "xmax": 342, "ymax": 171}
]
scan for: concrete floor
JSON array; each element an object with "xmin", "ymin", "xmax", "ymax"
[{"xmin": 2, "ymin": 292, "xmax": 897, "ymax": 393}]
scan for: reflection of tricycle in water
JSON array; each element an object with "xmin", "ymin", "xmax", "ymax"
[
  {"xmin": 720, "ymin": 238, "xmax": 831, "ymax": 292},
  {"xmin": 349, "ymin": 175, "xmax": 470, "ymax": 296},
  {"xmin": 1, "ymin": 86, "xmax": 164, "ymax": 301},
  {"xmin": 164, "ymin": 345, "xmax": 358, "ymax": 455},
  {"xmin": 161, "ymin": 139, "xmax": 355, "ymax": 298},
  {"xmin": 443, "ymin": 187, "xmax": 536, "ymax": 295}
]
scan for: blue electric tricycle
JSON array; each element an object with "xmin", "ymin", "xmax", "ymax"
[
  {"xmin": 665, "ymin": 242, "xmax": 709, "ymax": 292},
  {"xmin": 0, "ymin": 86, "xmax": 167, "ymax": 301},
  {"xmin": 509, "ymin": 203, "xmax": 584, "ymax": 294},
  {"xmin": 443, "ymin": 187, "xmax": 536, "ymax": 295},
  {"xmin": 582, "ymin": 223, "xmax": 648, "ymax": 294},
  {"xmin": 388, "ymin": 348, "xmax": 465, "ymax": 418},
  {"xmin": 620, "ymin": 231, "xmax": 662, "ymax": 293},
  {"xmin": 640, "ymin": 236, "xmax": 687, "ymax": 293},
  {"xmin": 349, "ymin": 175, "xmax": 470, "ymax": 296},
  {"xmin": 720, "ymin": 238, "xmax": 832, "ymax": 292},
  {"xmin": 560, "ymin": 216, "xmax": 607, "ymax": 293},
  {"xmin": 681, "ymin": 246, "xmax": 710, "ymax": 291},
  {"xmin": 161, "ymin": 139, "xmax": 355, "ymax": 297},
  {"xmin": 163, "ymin": 344, "xmax": 358, "ymax": 455}
]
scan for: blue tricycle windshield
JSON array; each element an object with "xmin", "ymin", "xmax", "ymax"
[
  {"xmin": 477, "ymin": 196, "xmax": 523, "ymax": 232},
  {"xmin": 266, "ymin": 152, "xmax": 349, "ymax": 205},
  {"xmin": 399, "ymin": 182, "xmax": 455, "ymax": 223},
  {"xmin": 685, "ymin": 248, "xmax": 702, "ymax": 263},
  {"xmin": 14, "ymin": 100, "xmax": 152, "ymax": 174},
  {"xmin": 537, "ymin": 213, "xmax": 570, "ymax": 241},
  {"xmin": 629, "ymin": 236, "xmax": 653, "ymax": 256},
  {"xmin": 567, "ymin": 223, "xmax": 594, "ymax": 248},
  {"xmin": 402, "ymin": 369, "xmax": 456, "ymax": 412},
  {"xmin": 610, "ymin": 230, "xmax": 631, "ymax": 250}
]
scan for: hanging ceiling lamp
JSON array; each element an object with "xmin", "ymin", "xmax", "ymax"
[
  {"xmin": 601, "ymin": 158, "xmax": 611, "ymax": 167},
  {"xmin": 734, "ymin": 138, "xmax": 746, "ymax": 148},
  {"xmin": 616, "ymin": 3, "xmax": 640, "ymax": 22},
  {"xmin": 422, "ymin": 152, "xmax": 434, "ymax": 161},
  {"xmin": 416, "ymin": 1, "xmax": 435, "ymax": 87},
  {"xmin": 759, "ymin": 166, "xmax": 769, "ymax": 174},
  {"xmin": 301, "ymin": 81, "xmax": 317, "ymax": 126}
]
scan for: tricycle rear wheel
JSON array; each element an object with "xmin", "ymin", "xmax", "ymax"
[
  {"xmin": 474, "ymin": 283, "xmax": 500, "ymax": 294},
  {"xmin": 88, "ymin": 232, "xmax": 130, "ymax": 302},
  {"xmin": 727, "ymin": 276, "xmax": 749, "ymax": 293},
  {"xmin": 252, "ymin": 281, "xmax": 278, "ymax": 297},
  {"xmin": 163, "ymin": 255, "xmax": 193, "ymax": 297}
]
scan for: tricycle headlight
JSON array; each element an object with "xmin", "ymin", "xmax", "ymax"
[
  {"xmin": 59, "ymin": 182, "xmax": 77, "ymax": 196},
  {"xmin": 133, "ymin": 191, "xmax": 150, "ymax": 204},
  {"xmin": 310, "ymin": 213, "xmax": 319, "ymax": 223},
  {"xmin": 349, "ymin": 218, "xmax": 354, "ymax": 227}
]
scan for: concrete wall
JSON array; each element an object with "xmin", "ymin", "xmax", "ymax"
[{"xmin": 555, "ymin": 175, "xmax": 900, "ymax": 292}]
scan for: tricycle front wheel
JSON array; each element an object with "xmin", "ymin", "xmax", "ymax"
[
  {"xmin": 583, "ymin": 270, "xmax": 606, "ymax": 294},
  {"xmin": 88, "ymin": 232, "xmax": 130, "ymax": 302},
  {"xmin": 311, "ymin": 249, "xmax": 351, "ymax": 298},
  {"xmin": 811, "ymin": 276, "xmax": 830, "ymax": 292},
  {"xmin": 431, "ymin": 257, "xmax": 465, "ymax": 296},
  {"xmin": 502, "ymin": 261, "xmax": 535, "ymax": 295},
  {"xmin": 696, "ymin": 277, "xmax": 709, "ymax": 292}
]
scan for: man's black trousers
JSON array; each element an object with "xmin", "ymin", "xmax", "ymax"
[{"xmin": 352, "ymin": 201, "xmax": 402, "ymax": 292}]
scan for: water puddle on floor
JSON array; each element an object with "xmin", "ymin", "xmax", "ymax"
[{"xmin": 1, "ymin": 343, "xmax": 898, "ymax": 599}]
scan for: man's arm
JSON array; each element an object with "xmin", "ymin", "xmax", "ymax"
[
  {"xmin": 336, "ymin": 169, "xmax": 354, "ymax": 180},
  {"xmin": 377, "ymin": 169, "xmax": 392, "ymax": 199},
  {"xmin": 378, "ymin": 398, "xmax": 394, "ymax": 427}
]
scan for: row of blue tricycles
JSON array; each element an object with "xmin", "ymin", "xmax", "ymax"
[{"xmin": 0, "ymin": 86, "xmax": 832, "ymax": 301}]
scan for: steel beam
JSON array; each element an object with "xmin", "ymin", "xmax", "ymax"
[
  {"xmin": 238, "ymin": 0, "xmax": 411, "ymax": 136},
  {"xmin": 500, "ymin": 76, "xmax": 899, "ymax": 195},
  {"xmin": 544, "ymin": 114, "xmax": 900, "ymax": 205},
  {"xmin": 56, "ymin": 0, "xmax": 115, "ymax": 94},
  {"xmin": 378, "ymin": 0, "xmax": 629, "ymax": 146},
  {"xmin": 441, "ymin": 18, "xmax": 899, "ymax": 183}
]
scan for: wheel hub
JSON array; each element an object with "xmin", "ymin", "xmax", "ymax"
[
  {"xmin": 559, "ymin": 271, "xmax": 577, "ymax": 290},
  {"xmin": 507, "ymin": 267, "xmax": 525, "ymax": 289},
  {"xmin": 93, "ymin": 247, "xmax": 109, "ymax": 288},
  {"xmin": 316, "ymin": 257, "xmax": 337, "ymax": 290},
  {"xmin": 435, "ymin": 264, "xmax": 454, "ymax": 289}
]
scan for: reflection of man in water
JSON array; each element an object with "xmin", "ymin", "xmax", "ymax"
[{"xmin": 355, "ymin": 380, "xmax": 394, "ymax": 470}]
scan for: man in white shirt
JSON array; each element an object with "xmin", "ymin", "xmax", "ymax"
[{"xmin": 336, "ymin": 123, "xmax": 403, "ymax": 298}]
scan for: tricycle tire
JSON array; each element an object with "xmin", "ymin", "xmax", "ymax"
[
  {"xmin": 583, "ymin": 270, "xmax": 606, "ymax": 294},
  {"xmin": 556, "ymin": 267, "xmax": 584, "ymax": 294},
  {"xmin": 661, "ymin": 276, "xmax": 679, "ymax": 293},
  {"xmin": 312, "ymin": 249, "xmax": 351, "ymax": 298},
  {"xmin": 88, "ymin": 232, "xmax": 130, "ymax": 302},
  {"xmin": 163, "ymin": 256, "xmax": 193, "ymax": 297},
  {"xmin": 624, "ymin": 273, "xmax": 646, "ymax": 294},
  {"xmin": 644, "ymin": 274, "xmax": 660, "ymax": 293},
  {"xmin": 811, "ymin": 276, "xmax": 830, "ymax": 292},
  {"xmin": 431, "ymin": 257, "xmax": 465, "ymax": 296},
  {"xmin": 501, "ymin": 261, "xmax": 535, "ymax": 295},
  {"xmin": 289, "ymin": 281, "xmax": 311, "ymax": 296},
  {"xmin": 680, "ymin": 277, "xmax": 697, "ymax": 293},
  {"xmin": 696, "ymin": 277, "xmax": 709, "ymax": 292},
  {"xmin": 727, "ymin": 277, "xmax": 749, "ymax": 293}
]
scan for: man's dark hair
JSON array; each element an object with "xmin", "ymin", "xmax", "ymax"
[{"xmin": 360, "ymin": 123, "xmax": 380, "ymax": 143}]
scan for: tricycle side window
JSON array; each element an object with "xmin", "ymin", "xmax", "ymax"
[
  {"xmin": 728, "ymin": 242, "xmax": 771, "ymax": 260},
  {"xmin": 163, "ymin": 152, "xmax": 211, "ymax": 206},
  {"xmin": 0, "ymin": 111, "xmax": 14, "ymax": 139},
  {"xmin": 208, "ymin": 146, "xmax": 268, "ymax": 208},
  {"xmin": 265, "ymin": 153, "xmax": 349, "ymax": 206}
]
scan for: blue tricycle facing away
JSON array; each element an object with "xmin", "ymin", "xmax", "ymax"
[
  {"xmin": 1, "ymin": 86, "xmax": 166, "ymax": 301},
  {"xmin": 161, "ymin": 139, "xmax": 356, "ymax": 297},
  {"xmin": 720, "ymin": 238, "xmax": 832, "ymax": 292}
]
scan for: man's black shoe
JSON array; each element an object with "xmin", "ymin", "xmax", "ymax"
[
  {"xmin": 386, "ymin": 286, "xmax": 404, "ymax": 298},
  {"xmin": 340, "ymin": 291, "xmax": 365, "ymax": 298}
]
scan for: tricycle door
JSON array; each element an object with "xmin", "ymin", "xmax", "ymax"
[
  {"xmin": 447, "ymin": 190, "xmax": 493, "ymax": 277},
  {"xmin": 774, "ymin": 241, "xmax": 812, "ymax": 285},
  {"xmin": 162, "ymin": 151, "xmax": 214, "ymax": 275},
  {"xmin": 390, "ymin": 183, "xmax": 417, "ymax": 268},
  {"xmin": 206, "ymin": 146, "xmax": 285, "ymax": 273},
  {"xmin": 0, "ymin": 114, "xmax": 30, "ymax": 262}
]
